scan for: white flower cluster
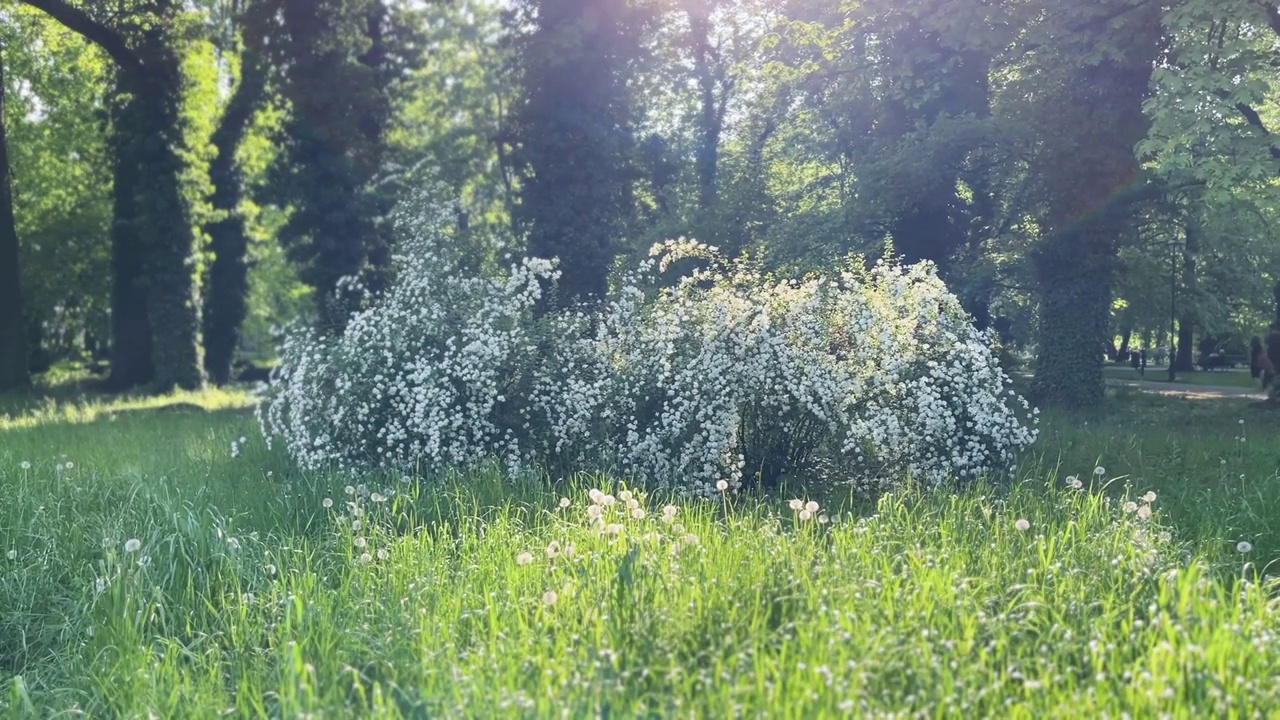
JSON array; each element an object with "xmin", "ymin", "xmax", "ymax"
[{"xmin": 259, "ymin": 214, "xmax": 1037, "ymax": 495}]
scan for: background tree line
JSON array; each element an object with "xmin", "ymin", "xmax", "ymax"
[{"xmin": 1, "ymin": 0, "xmax": 1279, "ymax": 407}]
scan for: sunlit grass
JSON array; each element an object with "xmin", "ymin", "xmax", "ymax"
[
  {"xmin": 1, "ymin": 387, "xmax": 1278, "ymax": 716},
  {"xmin": 1102, "ymin": 363, "xmax": 1263, "ymax": 390}
]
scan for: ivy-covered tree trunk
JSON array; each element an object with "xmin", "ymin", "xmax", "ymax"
[
  {"xmin": 203, "ymin": 50, "xmax": 266, "ymax": 385},
  {"xmin": 1028, "ymin": 4, "xmax": 1161, "ymax": 408},
  {"xmin": 106, "ymin": 93, "xmax": 154, "ymax": 390},
  {"xmin": 23, "ymin": 0, "xmax": 204, "ymax": 391},
  {"xmin": 1031, "ymin": 237, "xmax": 1113, "ymax": 408},
  {"xmin": 134, "ymin": 32, "xmax": 204, "ymax": 391},
  {"xmin": 0, "ymin": 41, "xmax": 29, "ymax": 391}
]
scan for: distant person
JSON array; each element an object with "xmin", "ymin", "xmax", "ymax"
[
  {"xmin": 1156, "ymin": 345, "xmax": 1168, "ymax": 366},
  {"xmin": 1251, "ymin": 336, "xmax": 1266, "ymax": 379},
  {"xmin": 1139, "ymin": 349, "xmax": 1147, "ymax": 376},
  {"xmin": 1131, "ymin": 350, "xmax": 1141, "ymax": 373}
]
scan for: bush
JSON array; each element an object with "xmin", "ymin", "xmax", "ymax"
[{"xmin": 259, "ymin": 207, "xmax": 1038, "ymax": 495}]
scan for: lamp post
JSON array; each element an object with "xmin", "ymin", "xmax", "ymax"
[{"xmin": 1167, "ymin": 236, "xmax": 1186, "ymax": 383}]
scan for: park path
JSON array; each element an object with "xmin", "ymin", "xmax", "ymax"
[{"xmin": 1104, "ymin": 377, "xmax": 1269, "ymax": 401}]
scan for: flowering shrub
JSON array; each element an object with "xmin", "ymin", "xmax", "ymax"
[{"xmin": 259, "ymin": 208, "xmax": 1038, "ymax": 495}]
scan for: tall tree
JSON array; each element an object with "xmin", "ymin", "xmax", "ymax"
[
  {"xmin": 252, "ymin": 0, "xmax": 398, "ymax": 330},
  {"xmin": 20, "ymin": 0, "xmax": 206, "ymax": 390},
  {"xmin": 1025, "ymin": 0, "xmax": 1164, "ymax": 407},
  {"xmin": 203, "ymin": 5, "xmax": 268, "ymax": 384},
  {"xmin": 507, "ymin": 0, "xmax": 646, "ymax": 305},
  {"xmin": 0, "ymin": 38, "xmax": 29, "ymax": 391}
]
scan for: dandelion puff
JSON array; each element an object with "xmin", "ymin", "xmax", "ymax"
[
  {"xmin": 265, "ymin": 564, "xmax": 278, "ymax": 576},
  {"xmin": 1122, "ymin": 501, "xmax": 1138, "ymax": 514},
  {"xmin": 352, "ymin": 519, "xmax": 362, "ymax": 532},
  {"xmin": 542, "ymin": 590, "xmax": 558, "ymax": 606},
  {"xmin": 716, "ymin": 479, "xmax": 729, "ymax": 491},
  {"xmin": 605, "ymin": 523, "xmax": 623, "ymax": 536},
  {"xmin": 370, "ymin": 492, "xmax": 387, "ymax": 503},
  {"xmin": 546, "ymin": 541, "xmax": 561, "ymax": 559},
  {"xmin": 619, "ymin": 490, "xmax": 633, "ymax": 502},
  {"xmin": 19, "ymin": 461, "xmax": 30, "ymax": 470},
  {"xmin": 563, "ymin": 542, "xmax": 576, "ymax": 558},
  {"xmin": 818, "ymin": 515, "xmax": 830, "ymax": 524},
  {"xmin": 1136, "ymin": 505, "xmax": 1152, "ymax": 521},
  {"xmin": 588, "ymin": 489, "xmax": 603, "ymax": 504},
  {"xmin": 789, "ymin": 499, "xmax": 804, "ymax": 511},
  {"xmin": 586, "ymin": 505, "xmax": 603, "ymax": 520},
  {"xmin": 123, "ymin": 538, "xmax": 142, "ymax": 553},
  {"xmin": 631, "ymin": 507, "xmax": 646, "ymax": 520},
  {"xmin": 799, "ymin": 510, "xmax": 813, "ymax": 521},
  {"xmin": 1142, "ymin": 491, "xmax": 1157, "ymax": 504},
  {"xmin": 322, "ymin": 498, "xmax": 334, "ymax": 509},
  {"xmin": 1065, "ymin": 475, "xmax": 1082, "ymax": 490},
  {"xmin": 516, "ymin": 551, "xmax": 534, "ymax": 566},
  {"xmin": 360, "ymin": 552, "xmax": 373, "ymax": 563},
  {"xmin": 377, "ymin": 548, "xmax": 390, "ymax": 561},
  {"xmin": 804, "ymin": 500, "xmax": 820, "ymax": 513},
  {"xmin": 354, "ymin": 537, "xmax": 367, "ymax": 548},
  {"xmin": 558, "ymin": 497, "xmax": 571, "ymax": 509},
  {"xmin": 683, "ymin": 533, "xmax": 699, "ymax": 545},
  {"xmin": 1237, "ymin": 541, "xmax": 1253, "ymax": 554},
  {"xmin": 1093, "ymin": 466, "xmax": 1106, "ymax": 477},
  {"xmin": 601, "ymin": 495, "xmax": 616, "ymax": 507},
  {"xmin": 344, "ymin": 485, "xmax": 356, "ymax": 496},
  {"xmin": 5, "ymin": 549, "xmax": 14, "ymax": 560},
  {"xmin": 1014, "ymin": 519, "xmax": 1030, "ymax": 532}
]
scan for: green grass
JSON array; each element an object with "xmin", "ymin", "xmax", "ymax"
[
  {"xmin": 2, "ymin": 387, "xmax": 1279, "ymax": 716},
  {"xmin": 1102, "ymin": 363, "xmax": 1264, "ymax": 390}
]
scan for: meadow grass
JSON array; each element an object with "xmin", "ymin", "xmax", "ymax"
[{"xmin": 1, "ymin": 386, "xmax": 1278, "ymax": 717}]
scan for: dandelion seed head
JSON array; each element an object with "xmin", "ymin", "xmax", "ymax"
[
  {"xmin": 542, "ymin": 590, "xmax": 558, "ymax": 606},
  {"xmin": 123, "ymin": 538, "xmax": 142, "ymax": 553},
  {"xmin": 1142, "ymin": 491, "xmax": 1157, "ymax": 503},
  {"xmin": 516, "ymin": 551, "xmax": 534, "ymax": 566},
  {"xmin": 1093, "ymin": 466, "xmax": 1106, "ymax": 477},
  {"xmin": 799, "ymin": 510, "xmax": 813, "ymax": 521},
  {"xmin": 789, "ymin": 499, "xmax": 804, "ymax": 511},
  {"xmin": 1237, "ymin": 541, "xmax": 1253, "ymax": 554},
  {"xmin": 377, "ymin": 548, "xmax": 390, "ymax": 560},
  {"xmin": 1014, "ymin": 518, "xmax": 1030, "ymax": 532},
  {"xmin": 558, "ymin": 497, "xmax": 571, "ymax": 508},
  {"xmin": 322, "ymin": 498, "xmax": 333, "ymax": 508},
  {"xmin": 716, "ymin": 479, "xmax": 729, "ymax": 491},
  {"xmin": 804, "ymin": 500, "xmax": 820, "ymax": 513}
]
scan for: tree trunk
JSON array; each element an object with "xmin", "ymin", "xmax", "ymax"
[
  {"xmin": 1031, "ymin": 239, "xmax": 1111, "ymax": 408},
  {"xmin": 203, "ymin": 49, "xmax": 266, "ymax": 385},
  {"xmin": 1174, "ymin": 315, "xmax": 1194, "ymax": 371},
  {"xmin": 0, "ymin": 41, "xmax": 29, "ymax": 391},
  {"xmin": 1029, "ymin": 6, "xmax": 1160, "ymax": 408},
  {"xmin": 136, "ymin": 33, "xmax": 204, "ymax": 391},
  {"xmin": 106, "ymin": 92, "xmax": 154, "ymax": 390},
  {"xmin": 688, "ymin": 11, "xmax": 724, "ymax": 214}
]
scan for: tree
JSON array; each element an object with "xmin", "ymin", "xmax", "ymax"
[
  {"xmin": 20, "ymin": 0, "xmax": 206, "ymax": 390},
  {"xmin": 0, "ymin": 37, "xmax": 28, "ymax": 391},
  {"xmin": 1022, "ymin": 0, "xmax": 1164, "ymax": 408},
  {"xmin": 252, "ymin": 0, "xmax": 401, "ymax": 330},
  {"xmin": 507, "ymin": 0, "xmax": 647, "ymax": 306},
  {"xmin": 203, "ymin": 4, "xmax": 268, "ymax": 384}
]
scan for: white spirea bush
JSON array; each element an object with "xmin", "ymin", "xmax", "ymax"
[{"xmin": 259, "ymin": 210, "xmax": 1038, "ymax": 496}]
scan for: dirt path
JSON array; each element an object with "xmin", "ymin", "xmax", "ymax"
[{"xmin": 1105, "ymin": 378, "xmax": 1269, "ymax": 401}]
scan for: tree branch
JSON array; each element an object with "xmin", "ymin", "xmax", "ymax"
[
  {"xmin": 1232, "ymin": 100, "xmax": 1280, "ymax": 161},
  {"xmin": 18, "ymin": 0, "xmax": 143, "ymax": 79}
]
